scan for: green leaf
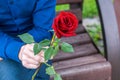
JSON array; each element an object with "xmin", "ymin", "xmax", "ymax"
[
  {"xmin": 46, "ymin": 66, "xmax": 56, "ymax": 75},
  {"xmin": 61, "ymin": 42, "xmax": 74, "ymax": 53},
  {"xmin": 54, "ymin": 74, "xmax": 62, "ymax": 80},
  {"xmin": 53, "ymin": 45, "xmax": 59, "ymax": 57},
  {"xmin": 44, "ymin": 47, "xmax": 54, "ymax": 61},
  {"xmin": 53, "ymin": 38, "xmax": 60, "ymax": 47},
  {"xmin": 18, "ymin": 33, "xmax": 34, "ymax": 44},
  {"xmin": 39, "ymin": 39, "xmax": 50, "ymax": 47},
  {"xmin": 33, "ymin": 43, "xmax": 42, "ymax": 55},
  {"xmin": 55, "ymin": 38, "xmax": 61, "ymax": 43}
]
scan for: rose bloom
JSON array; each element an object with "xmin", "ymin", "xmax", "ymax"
[{"xmin": 52, "ymin": 11, "xmax": 78, "ymax": 38}]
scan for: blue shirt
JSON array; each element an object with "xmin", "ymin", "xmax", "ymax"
[{"xmin": 0, "ymin": 0, "xmax": 56, "ymax": 62}]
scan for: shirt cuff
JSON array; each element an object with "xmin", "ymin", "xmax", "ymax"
[{"xmin": 6, "ymin": 41, "xmax": 24, "ymax": 62}]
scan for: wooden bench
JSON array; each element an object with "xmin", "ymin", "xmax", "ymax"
[
  {"xmin": 113, "ymin": 0, "xmax": 120, "ymax": 80},
  {"xmin": 50, "ymin": 0, "xmax": 120, "ymax": 80}
]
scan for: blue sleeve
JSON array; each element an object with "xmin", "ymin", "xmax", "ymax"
[
  {"xmin": 0, "ymin": 31, "xmax": 24, "ymax": 62},
  {"xmin": 28, "ymin": 0, "xmax": 56, "ymax": 42},
  {"xmin": 0, "ymin": 0, "xmax": 56, "ymax": 62}
]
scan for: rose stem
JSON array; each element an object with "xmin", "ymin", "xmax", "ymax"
[
  {"xmin": 32, "ymin": 66, "xmax": 41, "ymax": 80},
  {"xmin": 32, "ymin": 33, "xmax": 56, "ymax": 80},
  {"xmin": 50, "ymin": 33, "xmax": 56, "ymax": 45},
  {"xmin": 31, "ymin": 62, "xmax": 51, "ymax": 80}
]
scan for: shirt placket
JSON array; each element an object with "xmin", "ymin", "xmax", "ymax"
[{"xmin": 7, "ymin": 0, "xmax": 20, "ymax": 33}]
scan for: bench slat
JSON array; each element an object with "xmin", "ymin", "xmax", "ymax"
[
  {"xmin": 57, "ymin": 0, "xmax": 83, "ymax": 5},
  {"xmin": 76, "ymin": 24, "xmax": 86, "ymax": 34},
  {"xmin": 61, "ymin": 33, "xmax": 91, "ymax": 45},
  {"xmin": 53, "ymin": 54, "xmax": 106, "ymax": 70},
  {"xmin": 51, "ymin": 62, "xmax": 111, "ymax": 80},
  {"xmin": 53, "ymin": 43, "xmax": 98, "ymax": 62}
]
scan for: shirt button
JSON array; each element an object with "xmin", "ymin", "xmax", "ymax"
[{"xmin": 9, "ymin": 0, "xmax": 14, "ymax": 4}]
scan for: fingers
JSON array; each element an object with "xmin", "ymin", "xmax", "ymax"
[
  {"xmin": 0, "ymin": 57, "xmax": 3, "ymax": 61},
  {"xmin": 21, "ymin": 54, "xmax": 40, "ymax": 65},
  {"xmin": 23, "ymin": 44, "xmax": 44, "ymax": 61},
  {"xmin": 23, "ymin": 48, "xmax": 41, "ymax": 62},
  {"xmin": 21, "ymin": 54, "xmax": 44, "ymax": 69},
  {"xmin": 19, "ymin": 44, "xmax": 45, "ymax": 69},
  {"xmin": 25, "ymin": 44, "xmax": 34, "ymax": 52},
  {"xmin": 22, "ymin": 61, "xmax": 40, "ymax": 69}
]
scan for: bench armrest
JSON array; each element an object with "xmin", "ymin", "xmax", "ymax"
[{"xmin": 96, "ymin": 0, "xmax": 120, "ymax": 80}]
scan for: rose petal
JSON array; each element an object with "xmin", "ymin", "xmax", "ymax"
[{"xmin": 52, "ymin": 11, "xmax": 78, "ymax": 38}]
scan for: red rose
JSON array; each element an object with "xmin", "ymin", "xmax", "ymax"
[{"xmin": 52, "ymin": 11, "xmax": 78, "ymax": 38}]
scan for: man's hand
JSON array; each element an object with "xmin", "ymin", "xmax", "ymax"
[
  {"xmin": 0, "ymin": 57, "xmax": 3, "ymax": 61},
  {"xmin": 19, "ymin": 44, "xmax": 44, "ymax": 69}
]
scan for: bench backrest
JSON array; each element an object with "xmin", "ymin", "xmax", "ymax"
[
  {"xmin": 114, "ymin": 0, "xmax": 120, "ymax": 32},
  {"xmin": 96, "ymin": 0, "xmax": 120, "ymax": 80}
]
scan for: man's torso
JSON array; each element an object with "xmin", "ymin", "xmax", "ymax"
[{"xmin": 0, "ymin": 0, "xmax": 36, "ymax": 36}]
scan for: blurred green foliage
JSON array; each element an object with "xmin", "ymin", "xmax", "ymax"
[
  {"xmin": 56, "ymin": 0, "xmax": 98, "ymax": 18},
  {"xmin": 87, "ymin": 24, "xmax": 102, "ymax": 44},
  {"xmin": 86, "ymin": 24, "xmax": 104, "ymax": 54},
  {"xmin": 56, "ymin": 4, "xmax": 69, "ymax": 11},
  {"xmin": 83, "ymin": 0, "xmax": 98, "ymax": 18}
]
